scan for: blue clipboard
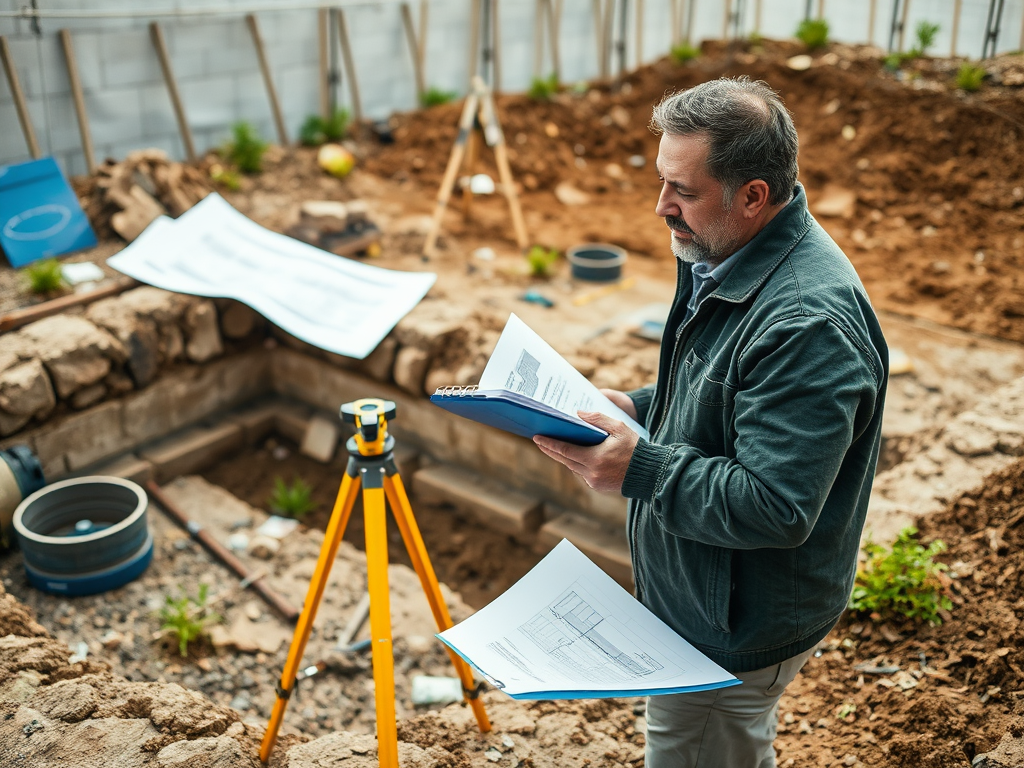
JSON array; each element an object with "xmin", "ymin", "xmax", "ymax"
[{"xmin": 0, "ymin": 157, "xmax": 98, "ymax": 267}]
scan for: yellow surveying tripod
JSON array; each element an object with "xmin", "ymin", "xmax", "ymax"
[{"xmin": 260, "ymin": 398, "xmax": 491, "ymax": 764}]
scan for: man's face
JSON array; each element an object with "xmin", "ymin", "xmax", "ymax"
[{"xmin": 655, "ymin": 132, "xmax": 745, "ymax": 266}]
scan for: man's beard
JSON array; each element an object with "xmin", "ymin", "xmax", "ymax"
[{"xmin": 666, "ymin": 215, "xmax": 740, "ymax": 266}]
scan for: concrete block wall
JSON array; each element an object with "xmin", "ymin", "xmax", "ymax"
[{"xmin": 1, "ymin": 0, "xmax": 1015, "ymax": 175}]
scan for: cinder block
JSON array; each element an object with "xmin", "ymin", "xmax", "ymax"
[
  {"xmin": 538, "ymin": 508, "xmax": 633, "ymax": 590},
  {"xmin": 139, "ymin": 422, "xmax": 244, "ymax": 483},
  {"xmin": 412, "ymin": 464, "xmax": 543, "ymax": 540},
  {"xmin": 178, "ymin": 74, "xmax": 235, "ymax": 131},
  {"xmin": 33, "ymin": 400, "xmax": 132, "ymax": 474},
  {"xmin": 81, "ymin": 453, "xmax": 154, "ymax": 486},
  {"xmin": 99, "ymin": 29, "xmax": 164, "ymax": 88},
  {"xmin": 84, "ymin": 86, "xmax": 145, "ymax": 146}
]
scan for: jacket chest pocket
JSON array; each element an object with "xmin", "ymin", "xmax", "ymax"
[{"xmin": 673, "ymin": 344, "xmax": 736, "ymax": 449}]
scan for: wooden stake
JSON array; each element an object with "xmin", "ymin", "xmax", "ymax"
[
  {"xmin": 755, "ymin": 0, "xmax": 763, "ymax": 34},
  {"xmin": 686, "ymin": 0, "xmax": 697, "ymax": 44},
  {"xmin": 478, "ymin": 83, "xmax": 527, "ymax": 250},
  {"xmin": 603, "ymin": 0, "xmax": 615, "ymax": 78},
  {"xmin": 418, "ymin": 0, "xmax": 429, "ymax": 76},
  {"xmin": 898, "ymin": 0, "xmax": 911, "ymax": 52},
  {"xmin": 149, "ymin": 22, "xmax": 196, "ymax": 162},
  {"xmin": 492, "ymin": 0, "xmax": 502, "ymax": 93},
  {"xmin": 550, "ymin": 0, "xmax": 562, "ymax": 81},
  {"xmin": 0, "ymin": 36, "xmax": 41, "ymax": 159},
  {"xmin": 671, "ymin": 0, "xmax": 679, "ymax": 45},
  {"xmin": 534, "ymin": 0, "xmax": 544, "ymax": 78},
  {"xmin": 868, "ymin": 0, "xmax": 877, "ymax": 45},
  {"xmin": 59, "ymin": 29, "xmax": 96, "ymax": 173},
  {"xmin": 246, "ymin": 14, "xmax": 289, "ymax": 146},
  {"xmin": 635, "ymin": 0, "xmax": 644, "ymax": 68},
  {"xmin": 592, "ymin": 0, "xmax": 606, "ymax": 78},
  {"xmin": 722, "ymin": 0, "xmax": 731, "ymax": 40},
  {"xmin": 468, "ymin": 0, "xmax": 481, "ymax": 85},
  {"xmin": 318, "ymin": 7, "xmax": 330, "ymax": 120},
  {"xmin": 401, "ymin": 3, "xmax": 426, "ymax": 102},
  {"xmin": 950, "ymin": 0, "xmax": 962, "ymax": 56},
  {"xmin": 336, "ymin": 9, "xmax": 363, "ymax": 126},
  {"xmin": 817, "ymin": 0, "xmax": 825, "ymax": 20},
  {"xmin": 424, "ymin": 91, "xmax": 480, "ymax": 257},
  {"xmin": 462, "ymin": 127, "xmax": 479, "ymax": 219}
]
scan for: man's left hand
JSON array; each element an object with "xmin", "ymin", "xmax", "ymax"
[{"xmin": 533, "ymin": 412, "xmax": 640, "ymax": 493}]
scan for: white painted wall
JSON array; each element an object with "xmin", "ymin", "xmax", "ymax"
[{"xmin": 0, "ymin": 0, "xmax": 1018, "ymax": 176}]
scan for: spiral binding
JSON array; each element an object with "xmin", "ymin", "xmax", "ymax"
[{"xmin": 433, "ymin": 385, "xmax": 480, "ymax": 396}]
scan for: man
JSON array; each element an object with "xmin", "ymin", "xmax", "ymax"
[{"xmin": 534, "ymin": 77, "xmax": 888, "ymax": 767}]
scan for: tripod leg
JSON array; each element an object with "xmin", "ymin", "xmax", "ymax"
[
  {"xmin": 260, "ymin": 465, "xmax": 362, "ymax": 763},
  {"xmin": 363, "ymin": 466, "xmax": 400, "ymax": 768},
  {"xmin": 383, "ymin": 470, "xmax": 493, "ymax": 733}
]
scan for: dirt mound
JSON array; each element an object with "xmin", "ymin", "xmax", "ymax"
[{"xmin": 362, "ymin": 41, "xmax": 1024, "ymax": 345}]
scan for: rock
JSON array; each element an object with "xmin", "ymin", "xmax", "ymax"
[
  {"xmin": 554, "ymin": 181, "xmax": 591, "ymax": 206},
  {"xmin": 110, "ymin": 185, "xmax": 166, "ymax": 242},
  {"xmin": 184, "ymin": 299, "xmax": 224, "ymax": 363},
  {"xmin": 393, "ymin": 347, "xmax": 431, "ymax": 396},
  {"xmin": 300, "ymin": 414, "xmax": 339, "ymax": 463},
  {"xmin": 156, "ymin": 733, "xmax": 256, "ymax": 767},
  {"xmin": 359, "ymin": 336, "xmax": 397, "ymax": 383},
  {"xmin": 247, "ymin": 535, "xmax": 280, "ymax": 559},
  {"xmin": 18, "ymin": 315, "xmax": 126, "ymax": 399},
  {"xmin": 811, "ymin": 186, "xmax": 857, "ymax": 219},
  {"xmin": 299, "ymin": 200, "xmax": 350, "ymax": 233},
  {"xmin": 70, "ymin": 382, "xmax": 107, "ymax": 410},
  {"xmin": 787, "ymin": 54, "xmax": 813, "ymax": 71},
  {"xmin": 0, "ymin": 359, "xmax": 56, "ymax": 420}
]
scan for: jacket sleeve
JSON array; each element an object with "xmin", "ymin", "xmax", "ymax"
[
  {"xmin": 621, "ymin": 315, "xmax": 883, "ymax": 550},
  {"xmin": 626, "ymin": 384, "xmax": 656, "ymax": 426}
]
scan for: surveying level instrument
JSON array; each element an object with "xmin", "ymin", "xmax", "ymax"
[{"xmin": 260, "ymin": 398, "xmax": 491, "ymax": 765}]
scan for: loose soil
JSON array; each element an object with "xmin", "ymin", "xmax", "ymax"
[{"xmin": 2, "ymin": 38, "xmax": 1023, "ymax": 767}]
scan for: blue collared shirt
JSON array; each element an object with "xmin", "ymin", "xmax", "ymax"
[{"xmin": 684, "ymin": 246, "xmax": 744, "ymax": 322}]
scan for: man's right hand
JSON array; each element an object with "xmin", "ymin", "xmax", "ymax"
[{"xmin": 600, "ymin": 389, "xmax": 637, "ymax": 421}]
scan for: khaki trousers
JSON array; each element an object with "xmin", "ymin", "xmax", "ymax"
[{"xmin": 644, "ymin": 647, "xmax": 815, "ymax": 768}]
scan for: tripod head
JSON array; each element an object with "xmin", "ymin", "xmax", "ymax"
[{"xmin": 340, "ymin": 398, "xmax": 397, "ymax": 456}]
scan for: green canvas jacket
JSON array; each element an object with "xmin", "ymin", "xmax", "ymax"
[{"xmin": 623, "ymin": 184, "xmax": 888, "ymax": 673}]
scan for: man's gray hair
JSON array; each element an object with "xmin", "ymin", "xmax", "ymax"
[{"xmin": 651, "ymin": 77, "xmax": 798, "ymax": 206}]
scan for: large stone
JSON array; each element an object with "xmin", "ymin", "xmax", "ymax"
[
  {"xmin": 184, "ymin": 299, "xmax": 224, "ymax": 363},
  {"xmin": 393, "ymin": 346, "xmax": 430, "ymax": 396},
  {"xmin": 219, "ymin": 301, "xmax": 259, "ymax": 339},
  {"xmin": 18, "ymin": 315, "xmax": 126, "ymax": 399},
  {"xmin": 156, "ymin": 733, "xmax": 257, "ymax": 767},
  {"xmin": 392, "ymin": 302, "xmax": 472, "ymax": 357},
  {"xmin": 0, "ymin": 359, "xmax": 56, "ymax": 418}
]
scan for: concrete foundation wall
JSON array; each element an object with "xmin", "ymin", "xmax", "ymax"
[{"xmin": 1, "ymin": 0, "xmax": 1014, "ymax": 175}]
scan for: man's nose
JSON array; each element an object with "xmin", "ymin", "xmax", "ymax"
[{"xmin": 655, "ymin": 184, "xmax": 679, "ymax": 218}]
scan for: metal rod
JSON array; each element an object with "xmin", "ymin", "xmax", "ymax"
[
  {"xmin": 0, "ymin": 36, "xmax": 41, "ymax": 158},
  {"xmin": 146, "ymin": 480, "xmax": 301, "ymax": 623},
  {"xmin": 149, "ymin": 22, "xmax": 196, "ymax": 161},
  {"xmin": 246, "ymin": 14, "xmax": 289, "ymax": 145},
  {"xmin": 336, "ymin": 8, "xmax": 363, "ymax": 125},
  {"xmin": 982, "ymin": 0, "xmax": 1005, "ymax": 59},
  {"xmin": 59, "ymin": 30, "xmax": 96, "ymax": 172}
]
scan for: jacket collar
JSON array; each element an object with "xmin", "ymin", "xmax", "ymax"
[{"xmin": 711, "ymin": 183, "xmax": 812, "ymax": 304}]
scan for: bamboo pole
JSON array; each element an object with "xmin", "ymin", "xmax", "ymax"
[
  {"xmin": 950, "ymin": 0, "xmax": 962, "ymax": 56},
  {"xmin": 318, "ymin": 7, "xmax": 330, "ymax": 120},
  {"xmin": 401, "ymin": 3, "xmax": 426, "ymax": 102},
  {"xmin": 246, "ymin": 14, "xmax": 289, "ymax": 145},
  {"xmin": 336, "ymin": 9, "xmax": 363, "ymax": 126},
  {"xmin": 59, "ymin": 29, "xmax": 96, "ymax": 173},
  {"xmin": 0, "ymin": 36, "xmax": 41, "ymax": 159},
  {"xmin": 149, "ymin": 22, "xmax": 196, "ymax": 161},
  {"xmin": 868, "ymin": 0, "xmax": 876, "ymax": 45}
]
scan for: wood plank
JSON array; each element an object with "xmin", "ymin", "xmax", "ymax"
[
  {"xmin": 0, "ymin": 35, "xmax": 41, "ymax": 159},
  {"xmin": 59, "ymin": 29, "xmax": 96, "ymax": 173},
  {"xmin": 149, "ymin": 22, "xmax": 196, "ymax": 161}
]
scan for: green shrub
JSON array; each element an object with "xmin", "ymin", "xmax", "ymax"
[
  {"xmin": 300, "ymin": 108, "xmax": 351, "ymax": 146},
  {"xmin": 849, "ymin": 526, "xmax": 953, "ymax": 626},
  {"xmin": 795, "ymin": 18, "xmax": 829, "ymax": 50},
  {"xmin": 421, "ymin": 86, "xmax": 458, "ymax": 107},
  {"xmin": 525, "ymin": 245, "xmax": 559, "ymax": 278},
  {"xmin": 670, "ymin": 42, "xmax": 701, "ymax": 64},
  {"xmin": 159, "ymin": 584, "xmax": 222, "ymax": 657},
  {"xmin": 268, "ymin": 476, "xmax": 316, "ymax": 519},
  {"xmin": 955, "ymin": 62, "xmax": 986, "ymax": 91},
  {"xmin": 22, "ymin": 259, "xmax": 66, "ymax": 294},
  {"xmin": 224, "ymin": 121, "xmax": 268, "ymax": 173},
  {"xmin": 528, "ymin": 73, "xmax": 559, "ymax": 101},
  {"xmin": 913, "ymin": 20, "xmax": 940, "ymax": 55}
]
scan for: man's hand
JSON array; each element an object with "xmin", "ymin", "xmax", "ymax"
[
  {"xmin": 533, "ymin": 411, "xmax": 640, "ymax": 493},
  {"xmin": 600, "ymin": 388, "xmax": 637, "ymax": 420}
]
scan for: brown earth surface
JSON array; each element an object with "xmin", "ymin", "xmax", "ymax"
[{"xmin": 2, "ymin": 38, "xmax": 1024, "ymax": 767}]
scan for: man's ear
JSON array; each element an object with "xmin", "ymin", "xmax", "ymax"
[{"xmin": 738, "ymin": 179, "xmax": 771, "ymax": 218}]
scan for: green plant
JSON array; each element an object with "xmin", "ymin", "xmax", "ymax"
[
  {"xmin": 268, "ymin": 476, "xmax": 316, "ymax": 519},
  {"xmin": 22, "ymin": 259, "xmax": 66, "ymax": 295},
  {"xmin": 525, "ymin": 245, "xmax": 559, "ymax": 278},
  {"xmin": 849, "ymin": 526, "xmax": 953, "ymax": 626},
  {"xmin": 795, "ymin": 18, "xmax": 830, "ymax": 50},
  {"xmin": 224, "ymin": 121, "xmax": 268, "ymax": 174},
  {"xmin": 956, "ymin": 62, "xmax": 986, "ymax": 91},
  {"xmin": 421, "ymin": 86, "xmax": 458, "ymax": 107},
  {"xmin": 159, "ymin": 584, "xmax": 222, "ymax": 657},
  {"xmin": 528, "ymin": 73, "xmax": 559, "ymax": 101},
  {"xmin": 670, "ymin": 42, "xmax": 701, "ymax": 64},
  {"xmin": 209, "ymin": 163, "xmax": 241, "ymax": 191},
  {"xmin": 913, "ymin": 20, "xmax": 940, "ymax": 56},
  {"xmin": 300, "ymin": 108, "xmax": 351, "ymax": 146}
]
